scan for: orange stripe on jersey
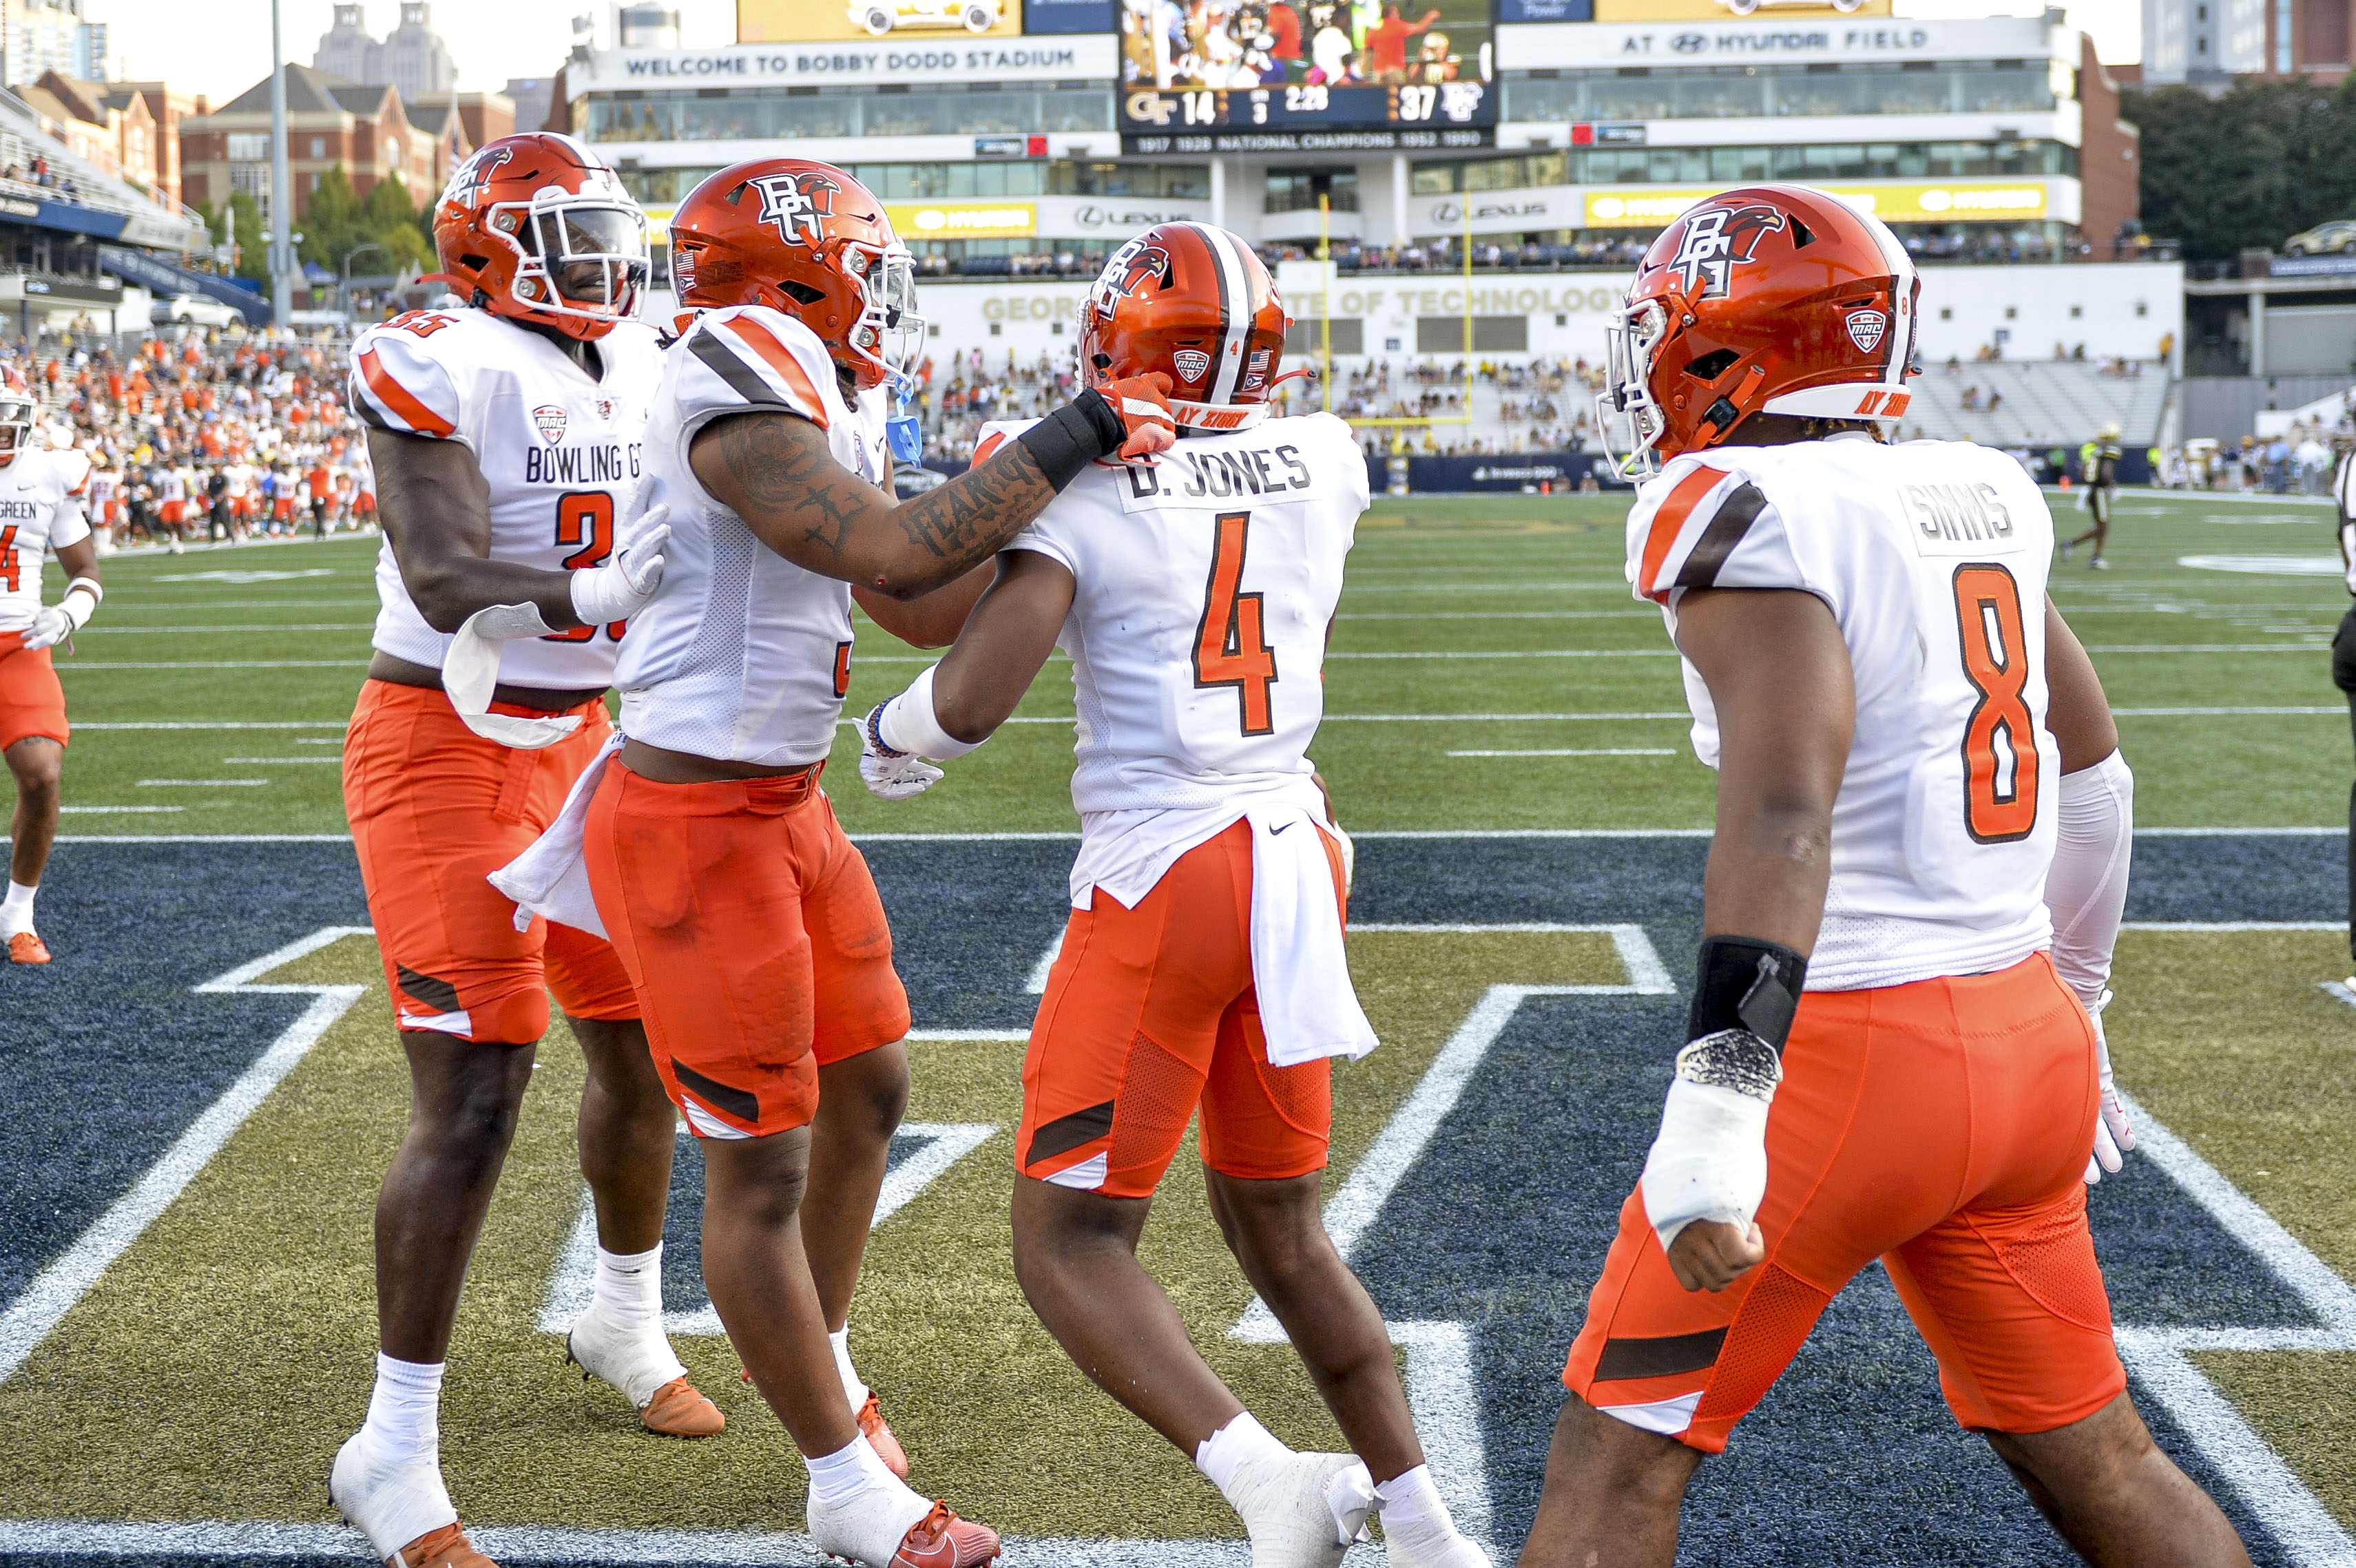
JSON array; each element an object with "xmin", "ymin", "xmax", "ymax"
[
  {"xmin": 357, "ymin": 348, "xmax": 455, "ymax": 438},
  {"xmin": 1636, "ymin": 465, "xmax": 1729, "ymax": 603},
  {"xmin": 720, "ymin": 316, "xmax": 830, "ymax": 429},
  {"xmin": 972, "ymin": 430, "xmax": 1010, "ymax": 463}
]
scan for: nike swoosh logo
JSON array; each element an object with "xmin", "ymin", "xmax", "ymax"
[{"xmin": 1269, "ymin": 822, "xmax": 1295, "ymax": 835}]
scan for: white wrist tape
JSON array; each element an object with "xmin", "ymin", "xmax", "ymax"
[
  {"xmin": 2047, "ymin": 749, "xmax": 2134, "ymax": 1007},
  {"xmin": 63, "ymin": 578, "xmax": 100, "ymax": 629},
  {"xmin": 1640, "ymin": 1076, "xmax": 1773, "ymax": 1253},
  {"xmin": 877, "ymin": 665, "xmax": 981, "ymax": 760}
]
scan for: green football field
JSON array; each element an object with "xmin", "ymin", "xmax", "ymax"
[
  {"xmin": 6, "ymin": 486, "xmax": 2356, "ymax": 1566},
  {"xmin": 34, "ymin": 485, "xmax": 2355, "ymax": 835}
]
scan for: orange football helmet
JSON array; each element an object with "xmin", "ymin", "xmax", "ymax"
[
  {"xmin": 432, "ymin": 132, "xmax": 648, "ymax": 343},
  {"xmin": 668, "ymin": 158, "xmax": 923, "ymax": 393},
  {"xmin": 0, "ymin": 367, "xmax": 34, "ymax": 465},
  {"xmin": 1077, "ymin": 223, "xmax": 1290, "ymax": 431},
  {"xmin": 1601, "ymin": 183, "xmax": 1919, "ymax": 477}
]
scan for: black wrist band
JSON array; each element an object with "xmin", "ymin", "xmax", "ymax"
[
  {"xmin": 1687, "ymin": 936, "xmax": 1808, "ymax": 1053},
  {"xmin": 1013, "ymin": 395, "xmax": 1124, "ymax": 492}
]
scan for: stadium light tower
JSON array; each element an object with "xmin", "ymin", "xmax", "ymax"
[{"xmin": 269, "ymin": 0, "xmax": 294, "ymax": 331}]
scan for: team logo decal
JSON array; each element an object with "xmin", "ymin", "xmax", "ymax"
[
  {"xmin": 532, "ymin": 404, "xmax": 567, "ymax": 444},
  {"xmin": 1173, "ymin": 348, "xmax": 1212, "ymax": 383},
  {"xmin": 1662, "ymin": 202, "xmax": 1786, "ymax": 298},
  {"xmin": 749, "ymin": 171, "xmax": 841, "ymax": 247},
  {"xmin": 447, "ymin": 145, "xmax": 513, "ymax": 210},
  {"xmin": 1846, "ymin": 309, "xmax": 1889, "ymax": 355},
  {"xmin": 593, "ymin": 396, "xmax": 618, "ymax": 421},
  {"xmin": 1090, "ymin": 238, "xmax": 1173, "ymax": 320}
]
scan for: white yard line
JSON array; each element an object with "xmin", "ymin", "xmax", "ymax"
[
  {"xmin": 1446, "ymin": 748, "xmax": 1678, "ymax": 757},
  {"xmin": 58, "ymin": 660, "xmax": 366, "ymax": 670},
  {"xmin": 136, "ymin": 779, "xmax": 271, "ymax": 787},
  {"xmin": 0, "ymin": 927, "xmax": 373, "ymax": 1385}
]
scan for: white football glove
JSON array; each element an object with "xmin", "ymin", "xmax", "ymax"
[
  {"xmin": 1640, "ymin": 1029, "xmax": 1782, "ymax": 1253},
  {"xmin": 2084, "ymin": 990, "xmax": 2136, "ymax": 1184},
  {"xmin": 570, "ymin": 508, "xmax": 671, "ymax": 626},
  {"xmin": 20, "ymin": 602, "xmax": 74, "ymax": 651},
  {"xmin": 859, "ymin": 700, "xmax": 945, "ymax": 801}
]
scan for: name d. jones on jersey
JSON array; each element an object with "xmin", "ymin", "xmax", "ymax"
[
  {"xmin": 1124, "ymin": 443, "xmax": 1315, "ymax": 503},
  {"xmin": 1897, "ymin": 481, "xmax": 2014, "ymax": 545},
  {"xmin": 523, "ymin": 442, "xmax": 644, "ymax": 487}
]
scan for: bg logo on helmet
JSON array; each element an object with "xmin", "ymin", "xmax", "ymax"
[
  {"xmin": 1663, "ymin": 203, "xmax": 1786, "ymax": 298},
  {"xmin": 1091, "ymin": 238, "xmax": 1172, "ymax": 318},
  {"xmin": 448, "ymin": 145, "xmax": 513, "ymax": 209},
  {"xmin": 750, "ymin": 171, "xmax": 841, "ymax": 248}
]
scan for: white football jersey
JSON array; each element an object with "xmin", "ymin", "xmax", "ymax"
[
  {"xmin": 990, "ymin": 410, "xmax": 1368, "ymax": 816},
  {"xmin": 0, "ymin": 447, "xmax": 92, "ymax": 634},
  {"xmin": 1629, "ymin": 434, "xmax": 2060, "ymax": 992},
  {"xmin": 614, "ymin": 305, "xmax": 889, "ymax": 766},
  {"xmin": 348, "ymin": 306, "xmax": 659, "ymax": 689}
]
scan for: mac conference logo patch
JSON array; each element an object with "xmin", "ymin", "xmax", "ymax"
[
  {"xmin": 1846, "ymin": 310, "xmax": 1890, "ymax": 355},
  {"xmin": 1173, "ymin": 348, "xmax": 1211, "ymax": 383},
  {"xmin": 532, "ymin": 404, "xmax": 567, "ymax": 444}
]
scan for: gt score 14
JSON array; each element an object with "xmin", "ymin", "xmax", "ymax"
[{"xmin": 1120, "ymin": 80, "xmax": 1490, "ymax": 129}]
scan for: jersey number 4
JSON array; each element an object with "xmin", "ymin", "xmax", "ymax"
[
  {"xmin": 1952, "ymin": 563, "xmax": 2039, "ymax": 843},
  {"xmin": 0, "ymin": 525, "xmax": 17, "ymax": 594},
  {"xmin": 1194, "ymin": 511, "xmax": 1278, "ymax": 735},
  {"xmin": 546, "ymin": 492, "xmax": 625, "ymax": 642}
]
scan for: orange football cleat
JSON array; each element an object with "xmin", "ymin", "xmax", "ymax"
[
  {"xmin": 7, "ymin": 930, "xmax": 50, "ymax": 965},
  {"xmin": 891, "ymin": 1502, "xmax": 999, "ymax": 1568},
  {"xmin": 640, "ymin": 1375, "xmax": 725, "ymax": 1438},
  {"xmin": 858, "ymin": 1391, "xmax": 910, "ymax": 1478},
  {"xmin": 384, "ymin": 1521, "xmax": 494, "ymax": 1568}
]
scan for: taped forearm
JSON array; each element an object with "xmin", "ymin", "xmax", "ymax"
[
  {"xmin": 2047, "ymin": 749, "xmax": 2134, "ymax": 1005},
  {"xmin": 876, "ymin": 665, "xmax": 984, "ymax": 760},
  {"xmin": 62, "ymin": 576, "xmax": 100, "ymax": 629}
]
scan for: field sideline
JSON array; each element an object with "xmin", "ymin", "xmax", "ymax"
[{"xmin": 3, "ymin": 488, "xmax": 2354, "ymax": 1567}]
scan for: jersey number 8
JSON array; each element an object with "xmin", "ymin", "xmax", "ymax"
[
  {"xmin": 545, "ymin": 492, "xmax": 626, "ymax": 642},
  {"xmin": 1952, "ymin": 563, "xmax": 2039, "ymax": 844}
]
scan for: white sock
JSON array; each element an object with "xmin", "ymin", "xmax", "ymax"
[
  {"xmin": 360, "ymin": 1352, "xmax": 444, "ymax": 1467},
  {"xmin": 1, "ymin": 880, "xmax": 35, "ymax": 937},
  {"xmin": 829, "ymin": 1326, "xmax": 869, "ymax": 1407},
  {"xmin": 804, "ymin": 1433, "xmax": 900, "ymax": 1507},
  {"xmin": 1196, "ymin": 1410, "xmax": 1289, "ymax": 1503},
  {"xmin": 1375, "ymin": 1463, "xmax": 1462, "ymax": 1545},
  {"xmin": 591, "ymin": 1242, "xmax": 664, "ymax": 1328}
]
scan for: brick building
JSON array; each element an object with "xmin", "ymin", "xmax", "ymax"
[{"xmin": 180, "ymin": 65, "xmax": 439, "ymax": 222}]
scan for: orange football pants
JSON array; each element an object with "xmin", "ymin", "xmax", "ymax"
[
  {"xmin": 582, "ymin": 761, "xmax": 911, "ymax": 1140},
  {"xmin": 342, "ymin": 678, "xmax": 638, "ymax": 1044},
  {"xmin": 0, "ymin": 629, "xmax": 66, "ymax": 752},
  {"xmin": 1564, "ymin": 951, "xmax": 2125, "ymax": 1451},
  {"xmin": 1016, "ymin": 819, "xmax": 1343, "ymax": 1199}
]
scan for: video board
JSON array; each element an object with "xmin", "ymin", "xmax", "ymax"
[{"xmin": 1119, "ymin": 0, "xmax": 1494, "ymax": 135}]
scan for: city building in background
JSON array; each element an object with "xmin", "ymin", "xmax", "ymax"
[
  {"xmin": 614, "ymin": 3, "xmax": 681, "ymax": 50},
  {"xmin": 1, "ymin": 0, "xmax": 108, "ymax": 88},
  {"xmin": 503, "ymin": 76, "xmax": 557, "ymax": 133},
  {"xmin": 181, "ymin": 65, "xmax": 444, "ymax": 221},
  {"xmin": 309, "ymin": 1, "xmax": 458, "ymax": 105},
  {"xmin": 2138, "ymin": 0, "xmax": 2356, "ymax": 84}
]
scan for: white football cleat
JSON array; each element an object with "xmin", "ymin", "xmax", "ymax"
[
  {"xmin": 1228, "ymin": 1452, "xmax": 1372, "ymax": 1568},
  {"xmin": 565, "ymin": 1304, "xmax": 722, "ymax": 1437},
  {"xmin": 330, "ymin": 1430, "xmax": 491, "ymax": 1567},
  {"xmin": 808, "ymin": 1477, "xmax": 1001, "ymax": 1567},
  {"xmin": 1380, "ymin": 1526, "xmax": 1492, "ymax": 1568}
]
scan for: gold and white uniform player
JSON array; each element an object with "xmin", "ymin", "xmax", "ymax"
[{"xmin": 1629, "ymin": 432, "xmax": 2059, "ymax": 991}]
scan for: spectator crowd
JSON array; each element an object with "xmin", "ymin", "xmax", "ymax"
[{"xmin": 3, "ymin": 329, "xmax": 375, "ymax": 552}]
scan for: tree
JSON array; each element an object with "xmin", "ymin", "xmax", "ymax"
[
  {"xmin": 225, "ymin": 191, "xmax": 267, "ymax": 285},
  {"xmin": 360, "ymin": 174, "xmax": 432, "ymax": 272},
  {"xmin": 293, "ymin": 165, "xmax": 431, "ymax": 275},
  {"xmin": 2125, "ymin": 79, "xmax": 2356, "ymax": 260}
]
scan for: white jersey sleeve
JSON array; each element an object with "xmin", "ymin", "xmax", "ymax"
[
  {"xmin": 1627, "ymin": 435, "xmax": 2059, "ymax": 992},
  {"xmin": 664, "ymin": 304, "xmax": 835, "ymax": 443},
  {"xmin": 0, "ymin": 449, "xmax": 94, "ymax": 634},
  {"xmin": 350, "ymin": 317, "xmax": 470, "ymax": 446}
]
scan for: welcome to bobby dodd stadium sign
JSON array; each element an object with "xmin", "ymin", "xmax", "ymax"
[{"xmin": 571, "ymin": 38, "xmax": 1117, "ymax": 88}]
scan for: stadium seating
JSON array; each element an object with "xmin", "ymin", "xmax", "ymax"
[{"xmin": 1900, "ymin": 359, "xmax": 2173, "ymax": 449}]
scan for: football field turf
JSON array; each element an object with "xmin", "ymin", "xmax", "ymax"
[{"xmin": 3, "ymin": 488, "xmax": 2355, "ymax": 1566}]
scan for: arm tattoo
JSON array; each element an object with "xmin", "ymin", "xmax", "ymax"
[{"xmin": 705, "ymin": 412, "xmax": 1061, "ymax": 596}]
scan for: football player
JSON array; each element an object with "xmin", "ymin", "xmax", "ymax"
[
  {"xmin": 2061, "ymin": 420, "xmax": 2124, "ymax": 569},
  {"xmin": 857, "ymin": 223, "xmax": 1488, "ymax": 1568},
  {"xmin": 1519, "ymin": 187, "xmax": 2244, "ymax": 1567},
  {"xmin": 333, "ymin": 133, "xmax": 716, "ymax": 1568},
  {"xmin": 494, "ymin": 158, "xmax": 1176, "ymax": 1568},
  {"xmin": 0, "ymin": 375, "xmax": 98, "ymax": 966}
]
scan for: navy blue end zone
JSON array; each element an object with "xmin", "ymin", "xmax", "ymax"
[{"xmin": 0, "ymin": 830, "xmax": 2345, "ymax": 1565}]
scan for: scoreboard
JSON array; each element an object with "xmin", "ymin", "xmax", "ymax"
[{"xmin": 1121, "ymin": 79, "xmax": 1492, "ymax": 132}]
